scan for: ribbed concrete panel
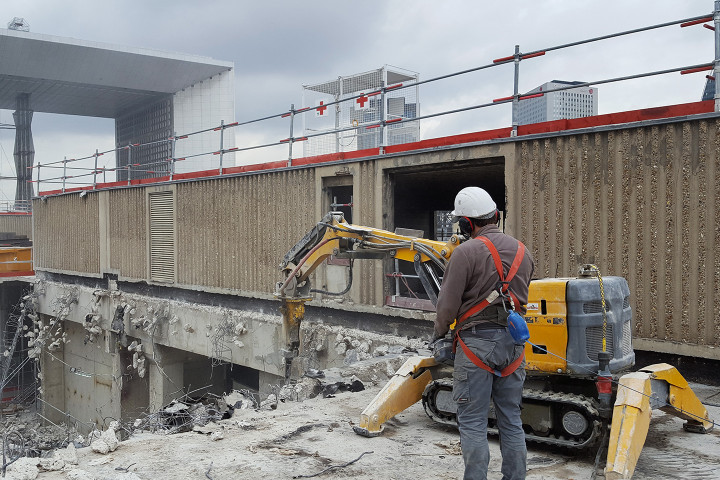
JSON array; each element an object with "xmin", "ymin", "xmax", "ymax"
[
  {"xmin": 32, "ymin": 194, "xmax": 99, "ymax": 273},
  {"xmin": 355, "ymin": 161, "xmax": 381, "ymax": 306},
  {"xmin": 0, "ymin": 214, "xmax": 32, "ymax": 239},
  {"xmin": 108, "ymin": 189, "xmax": 146, "ymax": 279},
  {"xmin": 510, "ymin": 119, "xmax": 720, "ymax": 348},
  {"xmin": 175, "ymin": 170, "xmax": 315, "ymax": 293}
]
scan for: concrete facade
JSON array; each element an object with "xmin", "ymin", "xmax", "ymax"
[
  {"xmin": 28, "ymin": 109, "xmax": 720, "ymax": 429},
  {"xmin": 0, "ymin": 213, "xmax": 32, "ymax": 239},
  {"xmin": 173, "ymin": 71, "xmax": 237, "ymax": 173}
]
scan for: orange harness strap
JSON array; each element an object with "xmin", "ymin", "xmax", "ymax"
[
  {"xmin": 457, "ymin": 334, "xmax": 525, "ymax": 377},
  {"xmin": 456, "ymin": 237, "xmax": 526, "ymax": 326}
]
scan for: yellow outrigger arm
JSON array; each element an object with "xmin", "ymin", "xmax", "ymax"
[
  {"xmin": 605, "ymin": 363, "xmax": 714, "ymax": 480},
  {"xmin": 353, "ymin": 356, "xmax": 437, "ymax": 437}
]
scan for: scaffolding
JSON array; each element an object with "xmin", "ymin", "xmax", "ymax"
[
  {"xmin": 302, "ymin": 66, "xmax": 419, "ymax": 157},
  {"xmin": 0, "ymin": 288, "xmax": 36, "ymax": 412}
]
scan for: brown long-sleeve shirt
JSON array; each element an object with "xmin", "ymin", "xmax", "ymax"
[{"xmin": 433, "ymin": 224, "xmax": 535, "ymax": 338}]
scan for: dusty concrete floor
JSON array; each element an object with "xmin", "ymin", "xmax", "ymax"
[{"xmin": 8, "ymin": 381, "xmax": 719, "ymax": 480}]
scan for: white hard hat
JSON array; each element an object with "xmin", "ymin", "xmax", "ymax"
[{"xmin": 451, "ymin": 187, "xmax": 497, "ymax": 219}]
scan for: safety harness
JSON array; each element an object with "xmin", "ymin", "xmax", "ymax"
[{"xmin": 452, "ymin": 236, "xmax": 526, "ymax": 377}]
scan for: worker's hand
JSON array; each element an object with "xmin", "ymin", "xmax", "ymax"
[{"xmin": 428, "ymin": 334, "xmax": 445, "ymax": 350}]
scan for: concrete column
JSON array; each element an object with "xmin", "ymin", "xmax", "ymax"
[
  {"xmin": 39, "ymin": 342, "xmax": 66, "ymax": 425},
  {"xmin": 258, "ymin": 370, "xmax": 283, "ymax": 395},
  {"xmin": 98, "ymin": 191, "xmax": 111, "ymax": 274},
  {"xmin": 13, "ymin": 93, "xmax": 34, "ymax": 210},
  {"xmin": 148, "ymin": 344, "xmax": 184, "ymax": 411}
]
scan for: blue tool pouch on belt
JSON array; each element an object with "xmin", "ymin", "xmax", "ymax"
[{"xmin": 507, "ymin": 310, "xmax": 530, "ymax": 345}]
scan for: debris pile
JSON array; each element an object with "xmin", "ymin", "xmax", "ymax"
[
  {"xmin": 131, "ymin": 391, "xmax": 254, "ymax": 435},
  {"xmin": 0, "ymin": 412, "xmax": 83, "ymax": 457}
]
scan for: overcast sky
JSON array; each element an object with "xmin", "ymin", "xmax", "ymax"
[{"xmin": 0, "ymin": 0, "xmax": 715, "ymax": 200}]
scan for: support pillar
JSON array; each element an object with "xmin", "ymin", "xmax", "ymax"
[
  {"xmin": 148, "ymin": 344, "xmax": 184, "ymax": 412},
  {"xmin": 12, "ymin": 93, "xmax": 34, "ymax": 210},
  {"xmin": 39, "ymin": 342, "xmax": 66, "ymax": 425}
]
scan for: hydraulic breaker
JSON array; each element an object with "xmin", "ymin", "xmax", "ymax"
[
  {"xmin": 605, "ymin": 363, "xmax": 714, "ymax": 480},
  {"xmin": 354, "ymin": 355, "xmax": 437, "ymax": 437}
]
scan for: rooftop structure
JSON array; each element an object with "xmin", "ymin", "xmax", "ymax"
[
  {"xmin": 0, "ymin": 28, "xmax": 236, "ymax": 182},
  {"xmin": 302, "ymin": 66, "xmax": 419, "ymax": 156}
]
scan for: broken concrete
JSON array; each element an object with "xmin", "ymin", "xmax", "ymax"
[
  {"xmin": 89, "ymin": 423, "xmax": 120, "ymax": 455},
  {"xmin": 31, "ymin": 279, "xmax": 429, "ymax": 431},
  {"xmin": 4, "ymin": 457, "xmax": 39, "ymax": 480}
]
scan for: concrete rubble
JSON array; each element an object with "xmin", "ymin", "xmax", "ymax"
[
  {"xmin": 1, "ymin": 355, "xmax": 718, "ymax": 480},
  {"xmin": 89, "ymin": 423, "xmax": 120, "ymax": 455}
]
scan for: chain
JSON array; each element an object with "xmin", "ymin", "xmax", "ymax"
[{"xmin": 588, "ymin": 264, "xmax": 608, "ymax": 353}]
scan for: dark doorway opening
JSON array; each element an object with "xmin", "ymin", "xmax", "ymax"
[{"xmin": 386, "ymin": 158, "xmax": 505, "ymax": 310}]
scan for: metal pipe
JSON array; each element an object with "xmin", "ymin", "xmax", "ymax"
[
  {"xmin": 93, "ymin": 149, "xmax": 98, "ymax": 189},
  {"xmin": 288, "ymin": 104, "xmax": 295, "ymax": 167},
  {"xmin": 219, "ymin": 120, "xmax": 225, "ymax": 174},
  {"xmin": 512, "ymin": 45, "xmax": 520, "ymax": 137},
  {"xmin": 171, "ymin": 133, "xmax": 176, "ymax": 181},
  {"xmin": 62, "ymin": 157, "xmax": 67, "ymax": 193},
  {"xmin": 394, "ymin": 259, "xmax": 400, "ymax": 297},
  {"xmin": 127, "ymin": 144, "xmax": 132, "ymax": 185},
  {"xmin": 382, "ymin": 68, "xmax": 388, "ymax": 151}
]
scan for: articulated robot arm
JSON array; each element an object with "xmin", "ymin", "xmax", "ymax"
[
  {"xmin": 274, "ymin": 212, "xmax": 460, "ymax": 378},
  {"xmin": 276, "ymin": 211, "xmax": 459, "ymax": 301}
]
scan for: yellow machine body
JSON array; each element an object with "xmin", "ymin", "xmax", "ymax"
[
  {"xmin": 353, "ymin": 356, "xmax": 438, "ymax": 437},
  {"xmin": 605, "ymin": 364, "xmax": 714, "ymax": 479},
  {"xmin": 524, "ymin": 278, "xmax": 569, "ymax": 373}
]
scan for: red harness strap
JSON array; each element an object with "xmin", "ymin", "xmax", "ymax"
[
  {"xmin": 456, "ymin": 237, "xmax": 526, "ymax": 325},
  {"xmin": 457, "ymin": 335, "xmax": 525, "ymax": 377},
  {"xmin": 476, "ymin": 236, "xmax": 526, "ymax": 311},
  {"xmin": 452, "ymin": 236, "xmax": 527, "ymax": 377}
]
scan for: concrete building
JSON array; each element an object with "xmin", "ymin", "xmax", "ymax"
[
  {"xmin": 517, "ymin": 80, "xmax": 598, "ymax": 126},
  {"xmin": 27, "ymin": 98, "xmax": 720, "ymax": 432},
  {"xmin": 0, "ymin": 27, "xmax": 236, "ymax": 181}
]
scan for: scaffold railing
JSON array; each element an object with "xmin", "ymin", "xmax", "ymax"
[
  {"xmin": 25, "ymin": 8, "xmax": 720, "ymax": 196},
  {"xmin": 0, "ymin": 201, "xmax": 31, "ymax": 213}
]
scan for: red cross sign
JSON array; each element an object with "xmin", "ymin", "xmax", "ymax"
[
  {"xmin": 355, "ymin": 95, "xmax": 369, "ymax": 110},
  {"xmin": 315, "ymin": 101, "xmax": 327, "ymax": 117}
]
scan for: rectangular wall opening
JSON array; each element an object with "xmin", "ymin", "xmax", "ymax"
[{"xmin": 386, "ymin": 158, "xmax": 505, "ymax": 310}]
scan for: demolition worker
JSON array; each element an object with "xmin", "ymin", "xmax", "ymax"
[{"xmin": 433, "ymin": 186, "xmax": 534, "ymax": 480}]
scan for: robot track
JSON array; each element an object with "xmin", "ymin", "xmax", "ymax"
[{"xmin": 422, "ymin": 379, "xmax": 604, "ymax": 450}]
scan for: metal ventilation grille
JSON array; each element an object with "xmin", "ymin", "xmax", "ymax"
[
  {"xmin": 586, "ymin": 325, "xmax": 614, "ymax": 361},
  {"xmin": 621, "ymin": 320, "xmax": 632, "ymax": 356},
  {"xmin": 583, "ymin": 301, "xmax": 606, "ymax": 314},
  {"xmin": 622, "ymin": 296, "xmax": 631, "ymax": 309},
  {"xmin": 149, "ymin": 191, "xmax": 175, "ymax": 283}
]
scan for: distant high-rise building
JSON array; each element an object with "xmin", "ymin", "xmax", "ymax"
[{"xmin": 517, "ymin": 80, "xmax": 598, "ymax": 126}]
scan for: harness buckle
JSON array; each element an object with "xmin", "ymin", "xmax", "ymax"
[{"xmin": 495, "ymin": 281, "xmax": 512, "ymax": 312}]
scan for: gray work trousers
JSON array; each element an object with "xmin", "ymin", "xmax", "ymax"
[{"xmin": 453, "ymin": 327, "xmax": 527, "ymax": 480}]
